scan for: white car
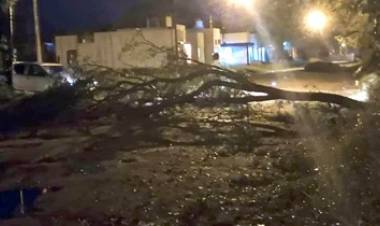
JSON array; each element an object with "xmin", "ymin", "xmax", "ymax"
[{"xmin": 12, "ymin": 62, "xmax": 76, "ymax": 92}]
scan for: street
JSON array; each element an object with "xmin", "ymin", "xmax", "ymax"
[{"xmin": 249, "ymin": 69, "xmax": 365, "ymax": 101}]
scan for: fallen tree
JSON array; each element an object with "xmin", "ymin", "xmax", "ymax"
[
  {"xmin": 85, "ymin": 62, "xmax": 366, "ymax": 117},
  {"xmin": 0, "ymin": 62, "xmax": 365, "ymax": 135}
]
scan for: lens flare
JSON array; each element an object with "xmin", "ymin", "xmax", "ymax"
[
  {"xmin": 305, "ymin": 9, "xmax": 328, "ymax": 33},
  {"xmin": 350, "ymin": 90, "xmax": 369, "ymax": 102}
]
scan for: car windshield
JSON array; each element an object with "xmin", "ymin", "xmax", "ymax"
[{"xmin": 42, "ymin": 65, "xmax": 65, "ymax": 75}]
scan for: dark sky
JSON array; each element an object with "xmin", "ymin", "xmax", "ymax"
[
  {"xmin": 40, "ymin": 0, "xmax": 134, "ymax": 39},
  {"xmin": 35, "ymin": 0, "xmax": 207, "ymax": 40}
]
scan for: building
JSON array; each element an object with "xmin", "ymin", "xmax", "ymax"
[
  {"xmin": 186, "ymin": 28, "xmax": 222, "ymax": 64},
  {"xmin": 219, "ymin": 32, "xmax": 270, "ymax": 66},
  {"xmin": 55, "ymin": 18, "xmax": 295, "ymax": 69},
  {"xmin": 55, "ymin": 15, "xmax": 226, "ymax": 68},
  {"xmin": 200, "ymin": 28, "xmax": 222, "ymax": 64},
  {"xmin": 186, "ymin": 30, "xmax": 205, "ymax": 63},
  {"xmin": 55, "ymin": 25, "xmax": 187, "ymax": 69}
]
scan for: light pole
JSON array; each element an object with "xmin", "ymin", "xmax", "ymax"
[
  {"xmin": 8, "ymin": 0, "xmax": 17, "ymax": 63},
  {"xmin": 33, "ymin": 0, "xmax": 43, "ymax": 63},
  {"xmin": 172, "ymin": 0, "xmax": 179, "ymax": 58}
]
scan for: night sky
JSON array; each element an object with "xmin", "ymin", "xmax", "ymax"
[
  {"xmin": 40, "ymin": 0, "xmax": 134, "ymax": 39},
  {"xmin": 17, "ymin": 0, "xmax": 205, "ymax": 41}
]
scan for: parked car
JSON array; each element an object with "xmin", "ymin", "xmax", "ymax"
[{"xmin": 12, "ymin": 62, "xmax": 76, "ymax": 92}]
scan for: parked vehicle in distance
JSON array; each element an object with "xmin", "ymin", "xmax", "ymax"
[{"xmin": 12, "ymin": 62, "xmax": 76, "ymax": 92}]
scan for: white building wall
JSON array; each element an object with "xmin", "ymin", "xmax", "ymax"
[
  {"xmin": 55, "ymin": 28, "xmax": 179, "ymax": 68},
  {"xmin": 202, "ymin": 28, "xmax": 222, "ymax": 64},
  {"xmin": 176, "ymin": 25, "xmax": 186, "ymax": 43},
  {"xmin": 187, "ymin": 30, "xmax": 205, "ymax": 63},
  {"xmin": 55, "ymin": 35, "xmax": 78, "ymax": 66},
  {"xmin": 94, "ymin": 32, "xmax": 115, "ymax": 68},
  {"xmin": 77, "ymin": 42, "xmax": 96, "ymax": 65},
  {"xmin": 223, "ymin": 32, "xmax": 251, "ymax": 44},
  {"xmin": 220, "ymin": 32, "xmax": 269, "ymax": 65},
  {"xmin": 115, "ymin": 29, "xmax": 176, "ymax": 68}
]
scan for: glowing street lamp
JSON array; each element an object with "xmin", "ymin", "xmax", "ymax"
[{"xmin": 305, "ymin": 9, "xmax": 329, "ymax": 33}]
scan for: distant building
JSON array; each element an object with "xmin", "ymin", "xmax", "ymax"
[
  {"xmin": 187, "ymin": 30, "xmax": 205, "ymax": 63},
  {"xmin": 219, "ymin": 32, "xmax": 271, "ymax": 66},
  {"xmin": 201, "ymin": 28, "xmax": 222, "ymax": 65},
  {"xmin": 56, "ymin": 26, "xmax": 187, "ymax": 68},
  {"xmin": 55, "ymin": 18, "xmax": 296, "ymax": 69},
  {"xmin": 55, "ymin": 16, "xmax": 225, "ymax": 68},
  {"xmin": 187, "ymin": 28, "xmax": 221, "ymax": 64}
]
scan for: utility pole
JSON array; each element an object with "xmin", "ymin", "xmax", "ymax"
[
  {"xmin": 9, "ymin": 0, "xmax": 16, "ymax": 63},
  {"xmin": 209, "ymin": 15, "xmax": 214, "ymax": 29},
  {"xmin": 172, "ymin": 0, "xmax": 179, "ymax": 58},
  {"xmin": 32, "ymin": 0, "xmax": 42, "ymax": 62},
  {"xmin": 5, "ymin": 0, "xmax": 17, "ymax": 85}
]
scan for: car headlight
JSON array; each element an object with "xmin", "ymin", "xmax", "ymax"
[
  {"xmin": 65, "ymin": 76, "xmax": 75, "ymax": 85},
  {"xmin": 59, "ymin": 72, "xmax": 76, "ymax": 85}
]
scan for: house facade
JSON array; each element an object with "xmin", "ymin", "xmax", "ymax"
[
  {"xmin": 55, "ymin": 12, "xmax": 227, "ymax": 68},
  {"xmin": 186, "ymin": 30, "xmax": 205, "ymax": 63},
  {"xmin": 55, "ymin": 19, "xmax": 290, "ymax": 68},
  {"xmin": 219, "ymin": 32, "xmax": 271, "ymax": 66},
  {"xmin": 55, "ymin": 26, "xmax": 187, "ymax": 69}
]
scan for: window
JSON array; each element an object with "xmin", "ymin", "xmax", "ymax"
[
  {"xmin": 14, "ymin": 64, "xmax": 26, "ymax": 74},
  {"xmin": 42, "ymin": 66, "xmax": 65, "ymax": 74}
]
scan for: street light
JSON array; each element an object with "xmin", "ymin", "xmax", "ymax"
[{"xmin": 304, "ymin": 9, "xmax": 329, "ymax": 33}]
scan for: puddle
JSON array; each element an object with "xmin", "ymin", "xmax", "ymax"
[
  {"xmin": 0, "ymin": 186, "xmax": 61, "ymax": 220},
  {"xmin": 0, "ymin": 188, "xmax": 42, "ymax": 220}
]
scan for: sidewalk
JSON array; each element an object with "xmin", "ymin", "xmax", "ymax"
[{"xmin": 231, "ymin": 62, "xmax": 305, "ymax": 74}]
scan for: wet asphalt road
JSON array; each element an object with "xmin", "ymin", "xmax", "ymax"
[{"xmin": 249, "ymin": 70, "xmax": 363, "ymax": 100}]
